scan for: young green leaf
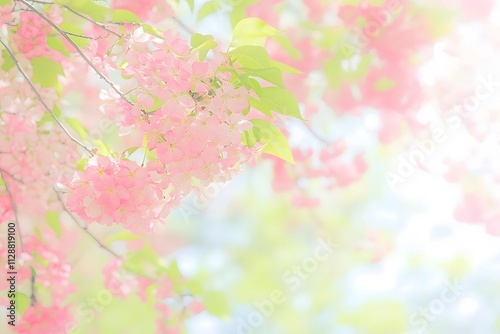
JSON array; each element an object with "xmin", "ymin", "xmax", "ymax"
[
  {"xmin": 256, "ymin": 87, "xmax": 304, "ymax": 119},
  {"xmin": 250, "ymin": 119, "xmax": 295, "ymax": 164},
  {"xmin": 198, "ymin": 0, "xmax": 221, "ymax": 21},
  {"xmin": 203, "ymin": 291, "xmax": 230, "ymax": 317},
  {"xmin": 30, "ymin": 56, "xmax": 65, "ymax": 89},
  {"xmin": 269, "ymin": 60, "xmax": 301, "ymax": 74},
  {"xmin": 240, "ymin": 67, "xmax": 284, "ymax": 88},
  {"xmin": 191, "ymin": 34, "xmax": 217, "ymax": 61},
  {"xmin": 16, "ymin": 293, "xmax": 30, "ymax": 317},
  {"xmin": 65, "ymin": 118, "xmax": 89, "ymax": 141},
  {"xmin": 231, "ymin": 18, "xmax": 279, "ymax": 47},
  {"xmin": 227, "ymin": 45, "xmax": 271, "ymax": 69},
  {"xmin": 249, "ymin": 96, "xmax": 273, "ymax": 118},
  {"xmin": 1, "ymin": 50, "xmax": 15, "ymax": 71},
  {"xmin": 45, "ymin": 211, "xmax": 62, "ymax": 238},
  {"xmin": 111, "ymin": 9, "xmax": 142, "ymax": 23},
  {"xmin": 56, "ymin": 0, "xmax": 110, "ymax": 23}
]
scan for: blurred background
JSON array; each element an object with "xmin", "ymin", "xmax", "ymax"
[
  {"xmin": 152, "ymin": 0, "xmax": 500, "ymax": 333},
  {"xmin": 3, "ymin": 0, "xmax": 500, "ymax": 333}
]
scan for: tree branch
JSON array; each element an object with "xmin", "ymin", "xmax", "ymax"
[
  {"xmin": 30, "ymin": 268, "xmax": 37, "ymax": 306},
  {"xmin": 20, "ymin": 0, "xmax": 133, "ymax": 107},
  {"xmin": 172, "ymin": 17, "xmax": 195, "ymax": 36},
  {"xmin": 63, "ymin": 5, "xmax": 121, "ymax": 38},
  {"xmin": 0, "ymin": 38, "xmax": 93, "ymax": 155},
  {"xmin": 0, "ymin": 167, "xmax": 24, "ymax": 184},
  {"xmin": 54, "ymin": 189, "xmax": 121, "ymax": 258},
  {"xmin": 0, "ymin": 171, "xmax": 24, "ymax": 252},
  {"xmin": 303, "ymin": 122, "xmax": 330, "ymax": 145}
]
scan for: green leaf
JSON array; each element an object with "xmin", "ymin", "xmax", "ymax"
[
  {"xmin": 59, "ymin": 21, "xmax": 89, "ymax": 48},
  {"xmin": 228, "ymin": 45, "xmax": 271, "ymax": 68},
  {"xmin": 142, "ymin": 24, "xmax": 163, "ymax": 38},
  {"xmin": 111, "ymin": 9, "xmax": 141, "ymax": 23},
  {"xmin": 16, "ymin": 292, "xmax": 30, "ymax": 317},
  {"xmin": 37, "ymin": 106, "xmax": 62, "ymax": 127},
  {"xmin": 30, "ymin": 56, "xmax": 64, "ymax": 89},
  {"xmin": 240, "ymin": 67, "xmax": 284, "ymax": 88},
  {"xmin": 30, "ymin": 267, "xmax": 37, "ymax": 281},
  {"xmin": 0, "ymin": 0, "xmax": 12, "ymax": 5},
  {"xmin": 186, "ymin": 0, "xmax": 195, "ymax": 11},
  {"xmin": 65, "ymin": 118, "xmax": 89, "ymax": 141},
  {"xmin": 203, "ymin": 291, "xmax": 230, "ymax": 317},
  {"xmin": 92, "ymin": 139, "xmax": 111, "ymax": 156},
  {"xmin": 231, "ymin": 18, "xmax": 279, "ymax": 47},
  {"xmin": 105, "ymin": 231, "xmax": 140, "ymax": 246},
  {"xmin": 47, "ymin": 35, "xmax": 70, "ymax": 57},
  {"xmin": 123, "ymin": 243, "xmax": 160, "ymax": 276},
  {"xmin": 34, "ymin": 227, "xmax": 44, "ymax": 243},
  {"xmin": 269, "ymin": 60, "xmax": 301, "ymax": 74},
  {"xmin": 33, "ymin": 251, "xmax": 49, "ymax": 267},
  {"xmin": 256, "ymin": 86, "xmax": 304, "ymax": 119},
  {"xmin": 124, "ymin": 146, "xmax": 141, "ymax": 158},
  {"xmin": 242, "ymin": 123, "xmax": 261, "ymax": 148},
  {"xmin": 191, "ymin": 34, "xmax": 217, "ymax": 61},
  {"xmin": 229, "ymin": 6, "xmax": 246, "ymax": 28},
  {"xmin": 56, "ymin": 0, "xmax": 110, "ymax": 23},
  {"xmin": 249, "ymin": 119, "xmax": 295, "ymax": 164},
  {"xmin": 198, "ymin": 0, "xmax": 220, "ymax": 21},
  {"xmin": 374, "ymin": 77, "xmax": 396, "ymax": 91},
  {"xmin": 164, "ymin": 260, "xmax": 182, "ymax": 281},
  {"xmin": 324, "ymin": 55, "xmax": 372, "ymax": 88},
  {"xmin": 271, "ymin": 34, "xmax": 301, "ymax": 59},
  {"xmin": 249, "ymin": 96, "xmax": 272, "ymax": 118},
  {"xmin": 76, "ymin": 157, "xmax": 88, "ymax": 171},
  {"xmin": 1, "ymin": 50, "xmax": 15, "ymax": 71},
  {"xmin": 45, "ymin": 211, "xmax": 62, "ymax": 238}
]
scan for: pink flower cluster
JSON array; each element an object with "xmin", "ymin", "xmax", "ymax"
[
  {"xmin": 112, "ymin": 0, "xmax": 174, "ymax": 23},
  {"xmin": 16, "ymin": 304, "xmax": 73, "ymax": 334},
  {"xmin": 0, "ymin": 4, "xmax": 13, "ymax": 27},
  {"xmin": 12, "ymin": 11, "xmax": 52, "ymax": 59},
  {"xmin": 67, "ymin": 28, "xmax": 254, "ymax": 229},
  {"xmin": 66, "ymin": 156, "xmax": 171, "ymax": 230}
]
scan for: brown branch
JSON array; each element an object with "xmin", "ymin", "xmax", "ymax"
[
  {"xmin": 0, "ymin": 38, "xmax": 93, "ymax": 155},
  {"xmin": 30, "ymin": 268, "xmax": 37, "ymax": 306},
  {"xmin": 54, "ymin": 189, "xmax": 120, "ymax": 258},
  {"xmin": 0, "ymin": 171, "xmax": 24, "ymax": 252},
  {"xmin": 0, "ymin": 167, "xmax": 24, "ymax": 184},
  {"xmin": 20, "ymin": 0, "xmax": 133, "ymax": 107},
  {"xmin": 303, "ymin": 122, "xmax": 330, "ymax": 145},
  {"xmin": 63, "ymin": 5, "xmax": 121, "ymax": 38},
  {"xmin": 1, "ymin": 170, "xmax": 37, "ymax": 305},
  {"xmin": 172, "ymin": 17, "xmax": 195, "ymax": 35}
]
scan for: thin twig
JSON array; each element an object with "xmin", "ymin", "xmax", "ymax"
[
  {"xmin": 172, "ymin": 17, "xmax": 195, "ymax": 35},
  {"xmin": 20, "ymin": 0, "xmax": 132, "ymax": 106},
  {"xmin": 30, "ymin": 268, "xmax": 37, "ymax": 306},
  {"xmin": 1, "ymin": 170, "xmax": 36, "ymax": 305},
  {"xmin": 0, "ymin": 167, "xmax": 24, "ymax": 184},
  {"xmin": 54, "ymin": 189, "xmax": 120, "ymax": 258},
  {"xmin": 63, "ymin": 5, "xmax": 121, "ymax": 38},
  {"xmin": 60, "ymin": 31, "xmax": 97, "ymax": 40},
  {"xmin": 0, "ymin": 38, "xmax": 93, "ymax": 155},
  {"xmin": 0, "ymin": 171, "xmax": 24, "ymax": 252},
  {"xmin": 303, "ymin": 122, "xmax": 329, "ymax": 145},
  {"xmin": 26, "ymin": 0, "xmax": 53, "ymax": 4}
]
